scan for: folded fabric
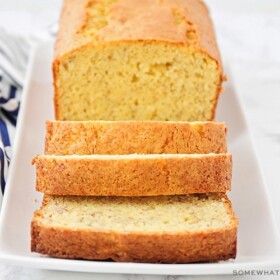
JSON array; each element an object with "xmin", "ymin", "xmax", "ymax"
[
  {"xmin": 0, "ymin": 70, "xmax": 21, "ymax": 196},
  {"xmin": 0, "ymin": 27, "xmax": 56, "ymax": 204},
  {"xmin": 0, "ymin": 29, "xmax": 29, "ymax": 196}
]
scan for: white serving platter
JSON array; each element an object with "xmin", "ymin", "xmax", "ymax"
[{"xmin": 0, "ymin": 39, "xmax": 279, "ymax": 275}]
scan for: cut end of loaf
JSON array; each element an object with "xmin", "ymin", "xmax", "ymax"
[
  {"xmin": 54, "ymin": 0, "xmax": 224, "ymax": 121},
  {"xmin": 54, "ymin": 42, "xmax": 221, "ymax": 121},
  {"xmin": 33, "ymin": 194, "xmax": 235, "ymax": 232}
]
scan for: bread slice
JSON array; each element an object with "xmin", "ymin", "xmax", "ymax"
[
  {"xmin": 32, "ymin": 154, "xmax": 232, "ymax": 196},
  {"xmin": 31, "ymin": 194, "xmax": 238, "ymax": 263},
  {"xmin": 45, "ymin": 120, "xmax": 227, "ymax": 155},
  {"xmin": 54, "ymin": 0, "xmax": 224, "ymax": 121}
]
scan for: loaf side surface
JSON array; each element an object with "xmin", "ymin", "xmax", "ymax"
[
  {"xmin": 45, "ymin": 121, "xmax": 227, "ymax": 155},
  {"xmin": 33, "ymin": 154, "xmax": 232, "ymax": 196}
]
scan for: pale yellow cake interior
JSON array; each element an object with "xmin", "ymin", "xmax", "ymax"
[
  {"xmin": 57, "ymin": 43, "xmax": 220, "ymax": 121},
  {"xmin": 38, "ymin": 195, "xmax": 233, "ymax": 233},
  {"xmin": 55, "ymin": 0, "xmax": 221, "ymax": 121}
]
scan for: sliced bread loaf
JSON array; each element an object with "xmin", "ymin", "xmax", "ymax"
[
  {"xmin": 54, "ymin": 0, "xmax": 224, "ymax": 121},
  {"xmin": 32, "ymin": 154, "xmax": 232, "ymax": 196},
  {"xmin": 31, "ymin": 194, "xmax": 237, "ymax": 263},
  {"xmin": 45, "ymin": 121, "xmax": 227, "ymax": 155}
]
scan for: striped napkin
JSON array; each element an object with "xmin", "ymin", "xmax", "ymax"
[
  {"xmin": 0, "ymin": 29, "xmax": 30, "ymax": 197},
  {"xmin": 0, "ymin": 23, "xmax": 56, "ymax": 207}
]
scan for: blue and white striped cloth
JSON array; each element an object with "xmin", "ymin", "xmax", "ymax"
[
  {"xmin": 0, "ymin": 71, "xmax": 20, "ymax": 194},
  {"xmin": 0, "ymin": 24, "xmax": 57, "ymax": 203},
  {"xmin": 0, "ymin": 29, "xmax": 30, "ymax": 196}
]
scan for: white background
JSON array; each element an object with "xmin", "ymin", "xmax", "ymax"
[{"xmin": 0, "ymin": 0, "xmax": 280, "ymax": 279}]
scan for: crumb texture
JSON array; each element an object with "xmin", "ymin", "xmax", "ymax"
[
  {"xmin": 31, "ymin": 194, "xmax": 238, "ymax": 262},
  {"xmin": 54, "ymin": 0, "xmax": 223, "ymax": 121},
  {"xmin": 35, "ymin": 194, "xmax": 234, "ymax": 232}
]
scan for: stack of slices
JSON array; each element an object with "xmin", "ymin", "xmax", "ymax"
[
  {"xmin": 31, "ymin": 121, "xmax": 238, "ymax": 263},
  {"xmin": 31, "ymin": 0, "xmax": 239, "ymax": 263}
]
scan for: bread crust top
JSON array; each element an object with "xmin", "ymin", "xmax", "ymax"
[{"xmin": 54, "ymin": 0, "xmax": 222, "ymax": 67}]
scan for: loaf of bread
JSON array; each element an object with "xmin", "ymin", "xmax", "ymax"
[
  {"xmin": 53, "ymin": 0, "xmax": 224, "ymax": 121},
  {"xmin": 31, "ymin": 194, "xmax": 237, "ymax": 263},
  {"xmin": 33, "ymin": 154, "xmax": 232, "ymax": 196},
  {"xmin": 45, "ymin": 120, "xmax": 227, "ymax": 155}
]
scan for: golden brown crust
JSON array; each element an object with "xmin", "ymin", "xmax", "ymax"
[
  {"xmin": 54, "ymin": 0, "xmax": 222, "ymax": 65},
  {"xmin": 45, "ymin": 121, "xmax": 227, "ymax": 155},
  {"xmin": 52, "ymin": 59, "xmax": 60, "ymax": 120},
  {"xmin": 53, "ymin": 0, "xmax": 89, "ymax": 119},
  {"xmin": 33, "ymin": 154, "xmax": 232, "ymax": 196},
  {"xmin": 31, "ymin": 194, "xmax": 238, "ymax": 263},
  {"xmin": 31, "ymin": 223, "xmax": 237, "ymax": 263}
]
